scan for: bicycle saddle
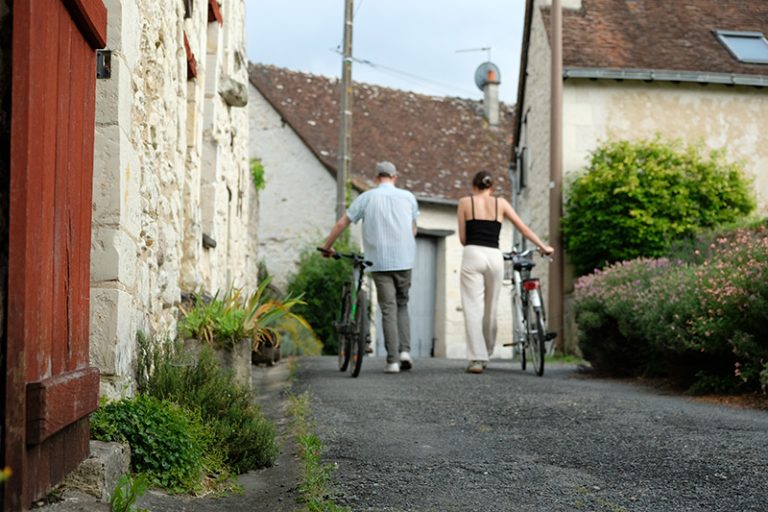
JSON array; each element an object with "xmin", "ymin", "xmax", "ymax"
[{"xmin": 512, "ymin": 256, "xmax": 536, "ymax": 271}]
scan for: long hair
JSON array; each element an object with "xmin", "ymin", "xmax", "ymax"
[{"xmin": 472, "ymin": 171, "xmax": 493, "ymax": 190}]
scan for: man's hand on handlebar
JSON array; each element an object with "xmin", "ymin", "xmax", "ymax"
[{"xmin": 317, "ymin": 247, "xmax": 337, "ymax": 259}]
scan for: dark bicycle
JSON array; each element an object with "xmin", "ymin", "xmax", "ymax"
[
  {"xmin": 502, "ymin": 248, "xmax": 557, "ymax": 376},
  {"xmin": 318, "ymin": 248, "xmax": 372, "ymax": 377}
]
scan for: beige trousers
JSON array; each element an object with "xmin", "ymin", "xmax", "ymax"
[{"xmin": 460, "ymin": 245, "xmax": 504, "ymax": 362}]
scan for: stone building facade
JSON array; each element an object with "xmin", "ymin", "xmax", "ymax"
[
  {"xmin": 515, "ymin": 0, "xmax": 768, "ymax": 348},
  {"xmin": 90, "ymin": 0, "xmax": 256, "ymax": 397},
  {"xmin": 249, "ymin": 64, "xmax": 517, "ymax": 361}
]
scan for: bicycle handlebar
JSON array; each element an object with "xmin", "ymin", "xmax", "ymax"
[
  {"xmin": 317, "ymin": 247, "xmax": 373, "ymax": 267},
  {"xmin": 502, "ymin": 248, "xmax": 553, "ymax": 262}
]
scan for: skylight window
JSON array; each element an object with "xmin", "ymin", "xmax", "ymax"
[{"xmin": 715, "ymin": 30, "xmax": 768, "ymax": 64}]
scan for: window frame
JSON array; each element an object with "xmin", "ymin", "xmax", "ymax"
[{"xmin": 714, "ymin": 30, "xmax": 768, "ymax": 65}]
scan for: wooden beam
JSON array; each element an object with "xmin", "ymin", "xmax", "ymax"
[
  {"xmin": 62, "ymin": 0, "xmax": 107, "ymax": 49},
  {"xmin": 208, "ymin": 0, "xmax": 223, "ymax": 25},
  {"xmin": 26, "ymin": 367, "xmax": 100, "ymax": 445},
  {"xmin": 184, "ymin": 32, "xmax": 198, "ymax": 79}
]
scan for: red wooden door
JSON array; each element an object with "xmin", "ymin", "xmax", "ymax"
[{"xmin": 5, "ymin": 0, "xmax": 106, "ymax": 509}]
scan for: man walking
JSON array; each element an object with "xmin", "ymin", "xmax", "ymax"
[{"xmin": 321, "ymin": 161, "xmax": 419, "ymax": 373}]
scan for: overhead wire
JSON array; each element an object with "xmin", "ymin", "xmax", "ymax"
[
  {"xmin": 332, "ymin": 49, "xmax": 479, "ymax": 98},
  {"xmin": 333, "ymin": 0, "xmax": 478, "ymax": 98},
  {"xmin": 353, "ymin": 0, "xmax": 366, "ymax": 18}
]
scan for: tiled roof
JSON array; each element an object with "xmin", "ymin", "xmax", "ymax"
[
  {"xmin": 543, "ymin": 0, "xmax": 768, "ymax": 76},
  {"xmin": 248, "ymin": 63, "xmax": 515, "ymax": 202}
]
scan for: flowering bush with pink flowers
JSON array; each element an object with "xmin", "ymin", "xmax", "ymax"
[{"xmin": 574, "ymin": 221, "xmax": 768, "ymax": 392}]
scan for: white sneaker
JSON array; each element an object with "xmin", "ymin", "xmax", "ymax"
[
  {"xmin": 384, "ymin": 362, "xmax": 400, "ymax": 374},
  {"xmin": 399, "ymin": 351, "xmax": 413, "ymax": 371}
]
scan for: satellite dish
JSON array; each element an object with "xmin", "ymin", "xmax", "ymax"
[{"xmin": 474, "ymin": 62, "xmax": 501, "ymax": 90}]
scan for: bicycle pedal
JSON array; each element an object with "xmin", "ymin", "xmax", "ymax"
[
  {"xmin": 545, "ymin": 331, "xmax": 557, "ymax": 341},
  {"xmin": 502, "ymin": 343, "xmax": 513, "ymax": 347}
]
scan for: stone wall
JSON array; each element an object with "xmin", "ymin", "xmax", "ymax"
[
  {"xmin": 516, "ymin": 0, "xmax": 554, "ymax": 292},
  {"xmin": 91, "ymin": 0, "xmax": 254, "ymax": 398}
]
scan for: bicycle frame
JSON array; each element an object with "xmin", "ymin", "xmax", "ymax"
[
  {"xmin": 336, "ymin": 253, "xmax": 369, "ymax": 333},
  {"xmin": 507, "ymin": 249, "xmax": 543, "ymax": 343},
  {"xmin": 504, "ymin": 248, "xmax": 554, "ymax": 376},
  {"xmin": 318, "ymin": 248, "xmax": 372, "ymax": 377}
]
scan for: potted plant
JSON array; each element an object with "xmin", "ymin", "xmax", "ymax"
[
  {"xmin": 178, "ymin": 290, "xmax": 252, "ymax": 386},
  {"xmin": 244, "ymin": 278, "xmax": 313, "ymax": 366}
]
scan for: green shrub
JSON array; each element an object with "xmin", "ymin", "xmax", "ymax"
[
  {"xmin": 573, "ymin": 257, "xmax": 674, "ymax": 375},
  {"xmin": 139, "ymin": 343, "xmax": 278, "ymax": 472},
  {"xmin": 91, "ymin": 395, "xmax": 215, "ymax": 493},
  {"xmin": 563, "ymin": 138, "xmax": 755, "ymax": 275},
  {"xmin": 574, "ymin": 222, "xmax": 768, "ymax": 392},
  {"xmin": 287, "ymin": 246, "xmax": 354, "ymax": 355}
]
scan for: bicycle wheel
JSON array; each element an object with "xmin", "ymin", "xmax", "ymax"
[
  {"xmin": 337, "ymin": 290, "xmax": 352, "ymax": 372},
  {"xmin": 350, "ymin": 290, "xmax": 368, "ymax": 378},
  {"xmin": 526, "ymin": 293, "xmax": 546, "ymax": 377},
  {"xmin": 514, "ymin": 290, "xmax": 526, "ymax": 371}
]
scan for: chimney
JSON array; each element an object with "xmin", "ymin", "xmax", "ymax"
[{"xmin": 482, "ymin": 67, "xmax": 500, "ymax": 127}]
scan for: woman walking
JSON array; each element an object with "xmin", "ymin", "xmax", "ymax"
[{"xmin": 457, "ymin": 171, "xmax": 554, "ymax": 374}]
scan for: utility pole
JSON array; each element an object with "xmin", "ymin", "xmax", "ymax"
[
  {"xmin": 549, "ymin": 0, "xmax": 564, "ymax": 350},
  {"xmin": 336, "ymin": 0, "xmax": 354, "ymax": 220}
]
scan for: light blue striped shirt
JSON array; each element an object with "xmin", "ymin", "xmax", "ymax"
[{"xmin": 346, "ymin": 183, "xmax": 419, "ymax": 272}]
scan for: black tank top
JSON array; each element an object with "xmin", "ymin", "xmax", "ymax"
[{"xmin": 465, "ymin": 196, "xmax": 501, "ymax": 248}]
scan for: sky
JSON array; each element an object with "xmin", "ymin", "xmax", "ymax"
[{"xmin": 244, "ymin": 0, "xmax": 527, "ymax": 105}]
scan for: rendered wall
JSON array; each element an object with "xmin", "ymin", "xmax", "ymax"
[
  {"xmin": 248, "ymin": 84, "xmax": 340, "ymax": 289},
  {"xmin": 563, "ymin": 79, "xmax": 768, "ymax": 216},
  {"xmin": 515, "ymin": 2, "xmax": 554, "ymax": 294}
]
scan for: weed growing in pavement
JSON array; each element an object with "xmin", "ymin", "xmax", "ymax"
[
  {"xmin": 545, "ymin": 354, "xmax": 585, "ymax": 365},
  {"xmin": 288, "ymin": 392, "xmax": 351, "ymax": 512},
  {"xmin": 109, "ymin": 474, "xmax": 149, "ymax": 512}
]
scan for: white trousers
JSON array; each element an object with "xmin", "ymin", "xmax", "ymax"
[{"xmin": 460, "ymin": 245, "xmax": 504, "ymax": 362}]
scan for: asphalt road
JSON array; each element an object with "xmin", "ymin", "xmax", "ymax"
[{"xmin": 294, "ymin": 356, "xmax": 768, "ymax": 512}]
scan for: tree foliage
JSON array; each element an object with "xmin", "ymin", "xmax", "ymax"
[
  {"xmin": 287, "ymin": 242, "xmax": 356, "ymax": 355},
  {"xmin": 562, "ymin": 138, "xmax": 755, "ymax": 275}
]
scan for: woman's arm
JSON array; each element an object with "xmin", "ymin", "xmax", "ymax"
[
  {"xmin": 499, "ymin": 198, "xmax": 554, "ymax": 255},
  {"xmin": 456, "ymin": 197, "xmax": 468, "ymax": 246}
]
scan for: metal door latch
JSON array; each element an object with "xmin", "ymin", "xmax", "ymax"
[{"xmin": 96, "ymin": 49, "xmax": 111, "ymax": 79}]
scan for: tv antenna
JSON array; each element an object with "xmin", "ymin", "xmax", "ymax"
[{"xmin": 455, "ymin": 47, "xmax": 492, "ymax": 62}]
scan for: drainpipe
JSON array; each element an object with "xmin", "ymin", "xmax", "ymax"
[{"xmin": 549, "ymin": 0, "xmax": 564, "ymax": 350}]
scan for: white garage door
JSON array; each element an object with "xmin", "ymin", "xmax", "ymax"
[{"xmin": 376, "ymin": 236, "xmax": 436, "ymax": 357}]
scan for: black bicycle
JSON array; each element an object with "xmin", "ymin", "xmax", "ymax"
[{"xmin": 318, "ymin": 248, "xmax": 372, "ymax": 377}]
